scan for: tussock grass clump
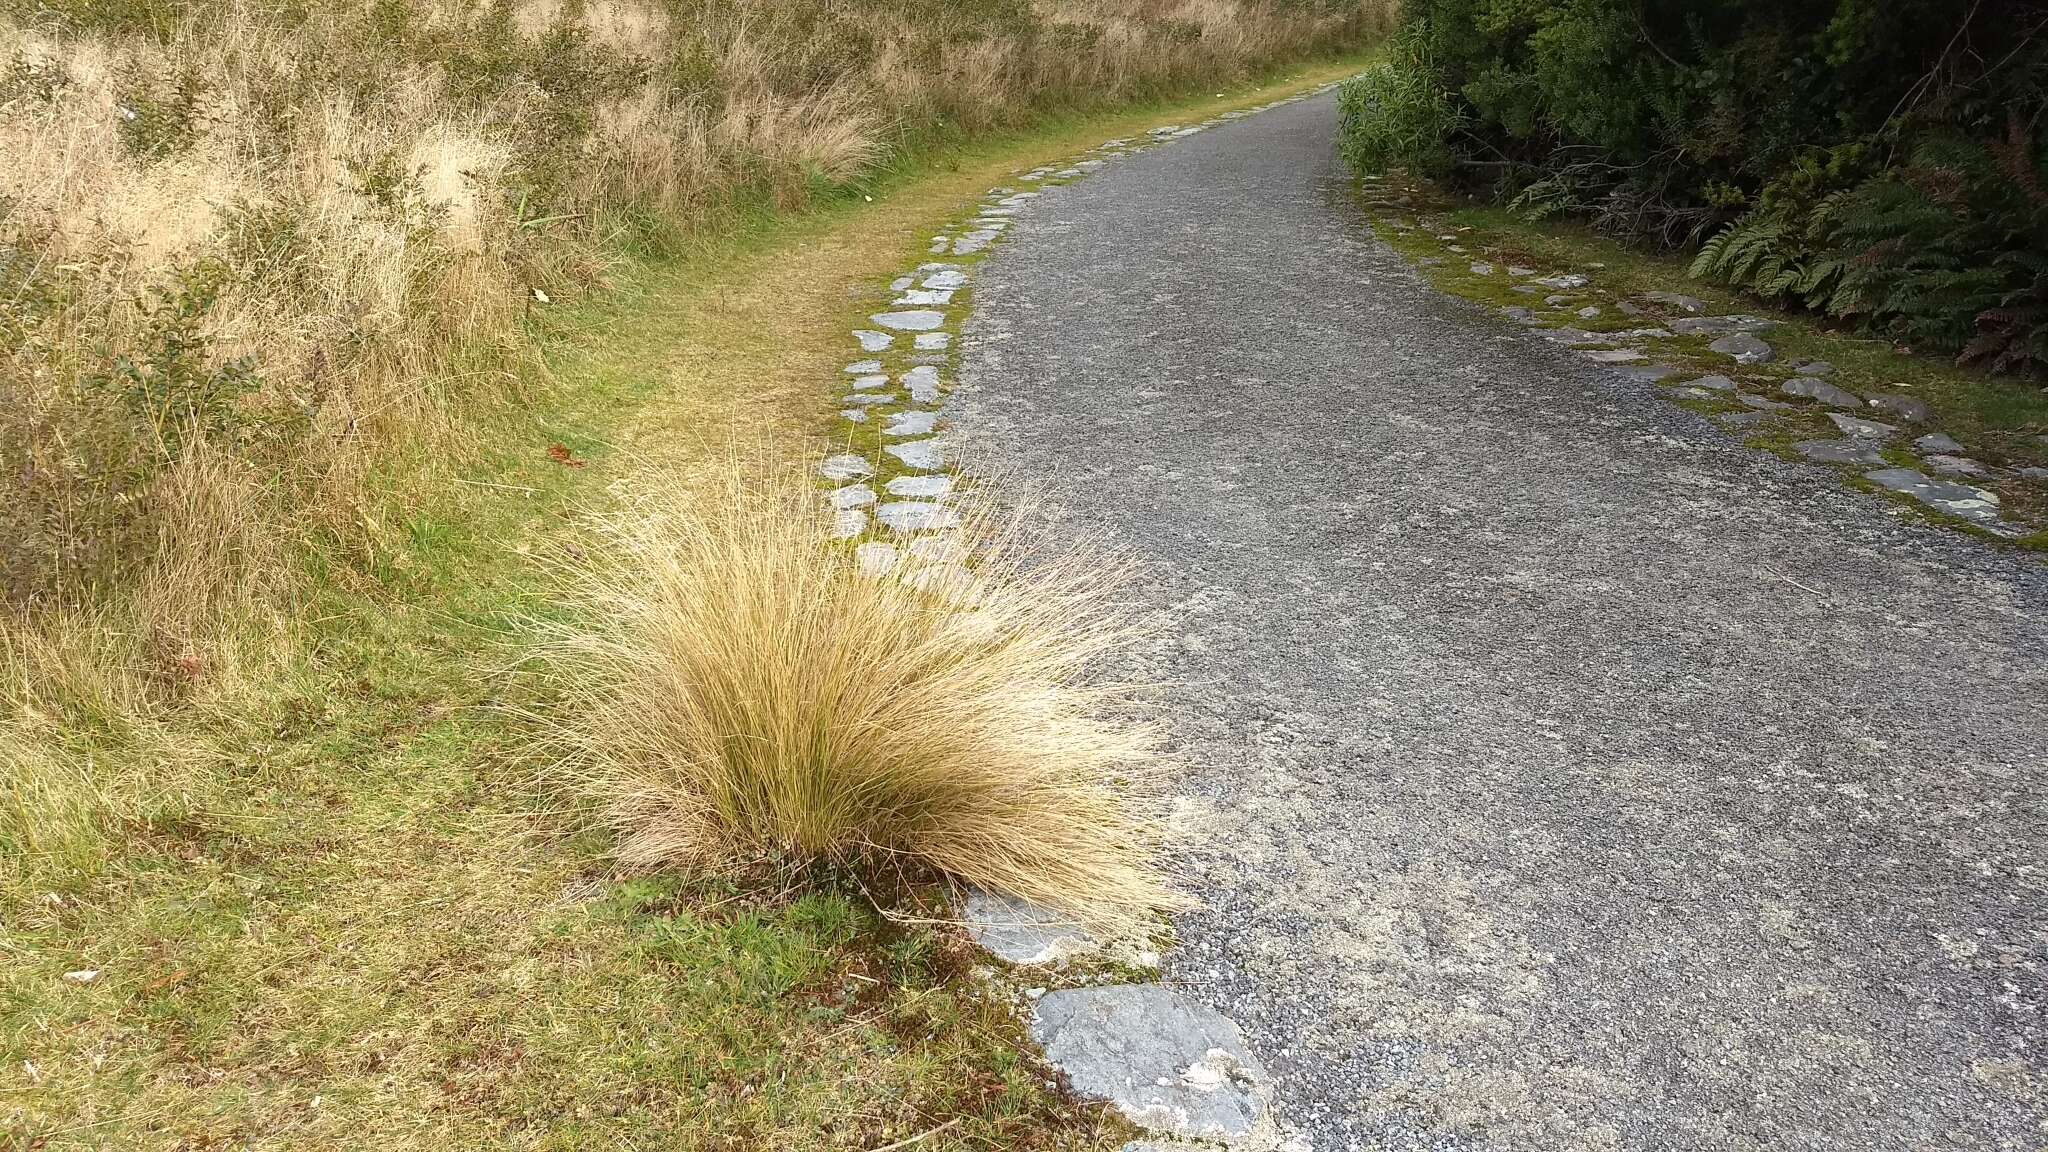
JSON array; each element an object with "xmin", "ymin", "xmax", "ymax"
[{"xmin": 538, "ymin": 474, "xmax": 1176, "ymax": 927}]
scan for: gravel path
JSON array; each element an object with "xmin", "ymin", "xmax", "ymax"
[{"xmin": 953, "ymin": 91, "xmax": 2048, "ymax": 1151}]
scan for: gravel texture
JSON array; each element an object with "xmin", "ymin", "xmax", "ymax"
[{"xmin": 952, "ymin": 89, "xmax": 2048, "ymax": 1151}]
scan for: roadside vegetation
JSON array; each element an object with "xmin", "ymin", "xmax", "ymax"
[
  {"xmin": 0, "ymin": 0, "xmax": 1391, "ymax": 1141},
  {"xmin": 537, "ymin": 472, "xmax": 1176, "ymax": 930},
  {"xmin": 1337, "ymin": 1, "xmax": 2048, "ymax": 378},
  {"xmin": 1335, "ymin": 2, "xmax": 2048, "ymax": 544}
]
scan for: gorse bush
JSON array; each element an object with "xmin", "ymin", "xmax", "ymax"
[
  {"xmin": 1342, "ymin": 0, "xmax": 2048, "ymax": 375},
  {"xmin": 536, "ymin": 472, "xmax": 1177, "ymax": 927}
]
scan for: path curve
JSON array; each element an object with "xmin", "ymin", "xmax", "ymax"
[{"xmin": 954, "ymin": 91, "xmax": 2048, "ymax": 1150}]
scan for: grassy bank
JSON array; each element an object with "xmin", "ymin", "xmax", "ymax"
[
  {"xmin": 1, "ymin": 59, "xmax": 1373, "ymax": 1149},
  {"xmin": 1349, "ymin": 174, "xmax": 2048, "ymax": 546}
]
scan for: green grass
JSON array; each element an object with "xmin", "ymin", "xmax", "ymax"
[
  {"xmin": 1352, "ymin": 176, "xmax": 2048, "ymax": 545},
  {"xmin": 0, "ymin": 61, "xmax": 1376, "ymax": 1149}
]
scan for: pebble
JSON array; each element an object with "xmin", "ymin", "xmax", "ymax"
[
  {"xmin": 886, "ymin": 474, "xmax": 954, "ymax": 498},
  {"xmin": 902, "ymin": 365, "xmax": 942, "ymax": 404},
  {"xmin": 1709, "ymin": 332, "xmax": 1775, "ymax": 364},
  {"xmin": 1796, "ymin": 439, "xmax": 1884, "ymax": 465},
  {"xmin": 828, "ymin": 483, "xmax": 875, "ymax": 509},
  {"xmin": 1827, "ymin": 412, "xmax": 1897, "ymax": 440},
  {"xmin": 872, "ymin": 310, "xmax": 947, "ymax": 332},
  {"xmin": 884, "ymin": 411, "xmax": 940, "ymax": 437},
  {"xmin": 1864, "ymin": 467, "xmax": 2003, "ymax": 524},
  {"xmin": 1866, "ymin": 393, "xmax": 1931, "ymax": 423},
  {"xmin": 1782, "ymin": 378, "xmax": 1864, "ymax": 409},
  {"xmin": 819, "ymin": 454, "xmax": 872, "ymax": 481},
  {"xmin": 877, "ymin": 501, "xmax": 961, "ymax": 534},
  {"xmin": 886, "ymin": 439, "xmax": 947, "ymax": 471},
  {"xmin": 1924, "ymin": 454, "xmax": 1988, "ymax": 476}
]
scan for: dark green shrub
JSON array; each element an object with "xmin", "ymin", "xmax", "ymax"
[
  {"xmin": 1336, "ymin": 28, "xmax": 1461, "ymax": 178},
  {"xmin": 1351, "ymin": 0, "xmax": 2048, "ymax": 374}
]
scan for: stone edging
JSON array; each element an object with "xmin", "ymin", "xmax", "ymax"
[{"xmin": 819, "ymin": 86, "xmax": 1347, "ymax": 1152}]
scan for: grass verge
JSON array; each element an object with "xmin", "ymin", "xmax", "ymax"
[
  {"xmin": 1, "ymin": 61, "xmax": 1367, "ymax": 1149},
  {"xmin": 1352, "ymin": 176, "xmax": 2048, "ymax": 548}
]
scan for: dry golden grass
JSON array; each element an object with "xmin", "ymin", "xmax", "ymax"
[{"xmin": 537, "ymin": 470, "xmax": 1177, "ymax": 927}]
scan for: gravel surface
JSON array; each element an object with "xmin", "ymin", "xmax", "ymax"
[{"xmin": 952, "ymin": 91, "xmax": 2048, "ymax": 1151}]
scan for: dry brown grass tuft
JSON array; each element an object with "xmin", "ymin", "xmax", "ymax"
[{"xmin": 537, "ymin": 470, "xmax": 1177, "ymax": 927}]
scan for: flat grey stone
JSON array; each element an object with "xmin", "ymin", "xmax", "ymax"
[
  {"xmin": 1508, "ymin": 283, "xmax": 1540, "ymax": 293},
  {"xmin": 1782, "ymin": 378, "xmax": 1864, "ymax": 408},
  {"xmin": 953, "ymin": 230, "xmax": 1000, "ymax": 255},
  {"xmin": 1924, "ymin": 454, "xmax": 1988, "ymax": 476},
  {"xmin": 1867, "ymin": 393, "xmax": 1931, "ymax": 423},
  {"xmin": 849, "ymin": 373, "xmax": 890, "ymax": 391},
  {"xmin": 901, "ymin": 365, "xmax": 941, "ymax": 404},
  {"xmin": 2018, "ymin": 466, "xmax": 2048, "ymax": 480},
  {"xmin": 854, "ymin": 542, "xmax": 898, "ymax": 575},
  {"xmin": 1720, "ymin": 410, "xmax": 1768, "ymax": 429},
  {"xmin": 886, "ymin": 474, "xmax": 953, "ymax": 498},
  {"xmin": 1576, "ymin": 305, "xmax": 1602, "ymax": 319},
  {"xmin": 896, "ymin": 289, "xmax": 955, "ymax": 306},
  {"xmin": 1827, "ymin": 413, "xmax": 1897, "ymax": 440},
  {"xmin": 1531, "ymin": 273, "xmax": 1589, "ymax": 290},
  {"xmin": 1681, "ymin": 374, "xmax": 1739, "ymax": 392},
  {"xmin": 1616, "ymin": 363, "xmax": 1680, "ymax": 383},
  {"xmin": 872, "ymin": 309, "xmax": 946, "ymax": 331},
  {"xmin": 827, "ymin": 483, "xmax": 875, "ymax": 509},
  {"xmin": 840, "ymin": 408, "xmax": 866, "ymax": 422},
  {"xmin": 1740, "ymin": 392, "xmax": 1793, "ymax": 410},
  {"xmin": 853, "ymin": 330, "xmax": 894, "ymax": 352},
  {"xmin": 1641, "ymin": 291, "xmax": 1706, "ymax": 312},
  {"xmin": 1914, "ymin": 432, "xmax": 1964, "ymax": 453},
  {"xmin": 1864, "ymin": 468, "xmax": 2002, "ymax": 523},
  {"xmin": 960, "ymin": 890, "xmax": 1093, "ymax": 964},
  {"xmin": 830, "ymin": 508, "xmax": 867, "ymax": 538},
  {"xmin": 890, "ymin": 275, "xmax": 914, "ymax": 292},
  {"xmin": 1672, "ymin": 314, "xmax": 1777, "ymax": 335},
  {"xmin": 818, "ymin": 454, "xmax": 872, "ymax": 481},
  {"xmin": 928, "ymin": 236, "xmax": 949, "ymax": 253},
  {"xmin": 876, "ymin": 501, "xmax": 960, "ymax": 534},
  {"xmin": 1469, "ymin": 262, "xmax": 1494, "ymax": 276},
  {"xmin": 885, "ymin": 438, "xmax": 946, "ymax": 471},
  {"xmin": 1032, "ymin": 985, "xmax": 1268, "ymax": 1142},
  {"xmin": 1615, "ymin": 300, "xmax": 1646, "ymax": 316},
  {"xmin": 923, "ymin": 269, "xmax": 967, "ymax": 289},
  {"xmin": 1499, "ymin": 306, "xmax": 1536, "ymax": 324},
  {"xmin": 1709, "ymin": 332, "xmax": 1774, "ymax": 364},
  {"xmin": 1445, "ymin": 244, "xmax": 1468, "ymax": 254},
  {"xmin": 884, "ymin": 410, "xmax": 939, "ymax": 437},
  {"xmin": 1507, "ymin": 265, "xmax": 1536, "ymax": 276},
  {"xmin": 1583, "ymin": 348, "xmax": 1647, "ymax": 363},
  {"xmin": 1796, "ymin": 360, "xmax": 1835, "ymax": 376},
  {"xmin": 915, "ymin": 332, "xmax": 951, "ymax": 351},
  {"xmin": 845, "ymin": 360, "xmax": 882, "ymax": 374},
  {"xmin": 841, "ymin": 392, "xmax": 898, "ymax": 407},
  {"xmin": 1796, "ymin": 439, "xmax": 1884, "ymax": 465}
]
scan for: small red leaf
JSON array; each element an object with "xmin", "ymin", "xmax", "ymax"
[{"xmin": 547, "ymin": 443, "xmax": 586, "ymax": 468}]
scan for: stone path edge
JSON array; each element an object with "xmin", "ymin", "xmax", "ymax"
[{"xmin": 815, "ymin": 88, "xmax": 1353, "ymax": 1152}]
